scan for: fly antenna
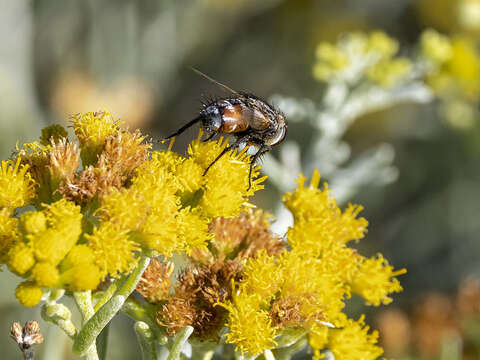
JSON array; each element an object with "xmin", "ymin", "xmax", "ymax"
[{"xmin": 189, "ymin": 67, "xmax": 242, "ymax": 96}]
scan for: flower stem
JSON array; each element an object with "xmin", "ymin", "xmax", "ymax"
[
  {"xmin": 167, "ymin": 326, "xmax": 194, "ymax": 360},
  {"xmin": 41, "ymin": 302, "xmax": 77, "ymax": 338},
  {"xmin": 74, "ymin": 291, "xmax": 99, "ymax": 360},
  {"xmin": 134, "ymin": 321, "xmax": 157, "ymax": 360},
  {"xmin": 96, "ymin": 323, "xmax": 110, "ymax": 360},
  {"xmin": 72, "ymin": 256, "xmax": 151, "ymax": 356}
]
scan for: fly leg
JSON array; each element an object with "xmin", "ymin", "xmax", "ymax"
[
  {"xmin": 161, "ymin": 116, "xmax": 202, "ymax": 141},
  {"xmin": 202, "ymin": 132, "xmax": 216, "ymax": 142},
  {"xmin": 203, "ymin": 135, "xmax": 251, "ymax": 176},
  {"xmin": 247, "ymin": 145, "xmax": 271, "ymax": 191}
]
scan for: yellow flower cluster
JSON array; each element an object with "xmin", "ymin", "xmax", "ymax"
[
  {"xmin": 421, "ymin": 29, "xmax": 480, "ymax": 101},
  {"xmin": 1, "ymin": 111, "xmax": 265, "ymax": 307},
  {"xmin": 313, "ymin": 31, "xmax": 412, "ymax": 88},
  {"xmin": 219, "ymin": 170, "xmax": 405, "ymax": 358}
]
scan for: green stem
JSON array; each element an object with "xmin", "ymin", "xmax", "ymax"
[
  {"xmin": 134, "ymin": 321, "xmax": 157, "ymax": 360},
  {"xmin": 74, "ymin": 291, "xmax": 99, "ymax": 360},
  {"xmin": 122, "ymin": 298, "xmax": 168, "ymax": 345},
  {"xmin": 94, "ymin": 279, "xmax": 122, "ymax": 312},
  {"xmin": 74, "ymin": 291, "xmax": 95, "ymax": 321},
  {"xmin": 72, "ymin": 256, "xmax": 151, "ymax": 356},
  {"xmin": 96, "ymin": 323, "xmax": 110, "ymax": 360},
  {"xmin": 41, "ymin": 302, "xmax": 77, "ymax": 338},
  {"xmin": 167, "ymin": 326, "xmax": 194, "ymax": 360}
]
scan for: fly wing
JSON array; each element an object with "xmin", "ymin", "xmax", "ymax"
[{"xmin": 242, "ymin": 106, "xmax": 272, "ymax": 131}]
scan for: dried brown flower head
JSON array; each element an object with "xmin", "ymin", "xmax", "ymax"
[
  {"xmin": 157, "ymin": 258, "xmax": 243, "ymax": 339},
  {"xmin": 457, "ymin": 276, "xmax": 480, "ymax": 316},
  {"xmin": 136, "ymin": 259, "xmax": 174, "ymax": 303},
  {"xmin": 375, "ymin": 309, "xmax": 411, "ymax": 356},
  {"xmin": 191, "ymin": 210, "xmax": 284, "ymax": 263},
  {"xmin": 10, "ymin": 320, "xmax": 44, "ymax": 350},
  {"xmin": 58, "ymin": 129, "xmax": 151, "ymax": 204},
  {"xmin": 18, "ymin": 138, "xmax": 80, "ymax": 204},
  {"xmin": 412, "ymin": 293, "xmax": 458, "ymax": 357},
  {"xmin": 269, "ymin": 296, "xmax": 306, "ymax": 329}
]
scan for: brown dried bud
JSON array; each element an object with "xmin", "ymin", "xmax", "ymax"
[
  {"xmin": 10, "ymin": 322, "xmax": 23, "ymax": 345},
  {"xmin": 136, "ymin": 259, "xmax": 174, "ymax": 303},
  {"xmin": 202, "ymin": 210, "xmax": 284, "ymax": 263},
  {"xmin": 156, "ymin": 258, "xmax": 244, "ymax": 340},
  {"xmin": 23, "ymin": 321, "xmax": 43, "ymax": 346}
]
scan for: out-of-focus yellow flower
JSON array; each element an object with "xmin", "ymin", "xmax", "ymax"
[
  {"xmin": 328, "ymin": 316, "xmax": 383, "ymax": 360},
  {"xmin": 421, "ymin": 29, "xmax": 453, "ymax": 64},
  {"xmin": 351, "ymin": 254, "xmax": 406, "ymax": 306},
  {"xmin": 423, "ymin": 33, "xmax": 480, "ymax": 101},
  {"xmin": 313, "ymin": 31, "xmax": 410, "ymax": 86},
  {"xmin": 313, "ymin": 42, "xmax": 349, "ymax": 81},
  {"xmin": 368, "ymin": 31, "xmax": 399, "ymax": 58},
  {"xmin": 16, "ymin": 281, "xmax": 43, "ymax": 307},
  {"xmin": 0, "ymin": 158, "xmax": 36, "ymax": 211},
  {"xmin": 367, "ymin": 58, "xmax": 412, "ymax": 88}
]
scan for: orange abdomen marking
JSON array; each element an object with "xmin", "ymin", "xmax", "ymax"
[{"xmin": 219, "ymin": 104, "xmax": 249, "ymax": 133}]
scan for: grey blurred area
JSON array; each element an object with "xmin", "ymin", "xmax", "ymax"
[{"xmin": 1, "ymin": 0, "xmax": 480, "ymax": 359}]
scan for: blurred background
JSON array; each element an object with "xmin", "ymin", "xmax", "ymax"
[{"xmin": 1, "ymin": 0, "xmax": 480, "ymax": 359}]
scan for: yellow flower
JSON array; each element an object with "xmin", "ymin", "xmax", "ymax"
[
  {"xmin": 72, "ymin": 111, "xmax": 122, "ymax": 165},
  {"xmin": 61, "ymin": 244, "xmax": 96, "ymax": 268},
  {"xmin": 176, "ymin": 208, "xmax": 212, "ymax": 254},
  {"xmin": 0, "ymin": 208, "xmax": 19, "ymax": 263},
  {"xmin": 425, "ymin": 35, "xmax": 480, "ymax": 101},
  {"xmin": 278, "ymin": 250, "xmax": 347, "ymax": 325},
  {"xmin": 31, "ymin": 200, "xmax": 82, "ymax": 265},
  {"xmin": 31, "ymin": 262, "xmax": 60, "ymax": 287},
  {"xmin": 99, "ymin": 188, "xmax": 149, "ymax": 231},
  {"xmin": 350, "ymin": 254, "xmax": 406, "ymax": 306},
  {"xmin": 242, "ymin": 250, "xmax": 281, "ymax": 301},
  {"xmin": 328, "ymin": 316, "xmax": 383, "ymax": 360},
  {"xmin": 0, "ymin": 158, "xmax": 36, "ymax": 210},
  {"xmin": 17, "ymin": 140, "xmax": 79, "ymax": 205},
  {"xmin": 19, "ymin": 211, "xmax": 46, "ymax": 235},
  {"xmin": 188, "ymin": 137, "xmax": 266, "ymax": 218},
  {"xmin": 313, "ymin": 42, "xmax": 349, "ymax": 81},
  {"xmin": 447, "ymin": 36, "xmax": 480, "ymax": 99},
  {"xmin": 219, "ymin": 289, "xmax": 277, "ymax": 355},
  {"xmin": 284, "ymin": 170, "xmax": 368, "ymax": 257},
  {"xmin": 309, "ymin": 325, "xmax": 329, "ymax": 360},
  {"xmin": 368, "ymin": 31, "xmax": 399, "ymax": 59},
  {"xmin": 367, "ymin": 58, "xmax": 412, "ymax": 88},
  {"xmin": 86, "ymin": 223, "xmax": 139, "ymax": 278},
  {"xmin": 60, "ymin": 244, "xmax": 102, "ymax": 291},
  {"xmin": 16, "ymin": 281, "xmax": 43, "ymax": 307},
  {"xmin": 61, "ymin": 263, "xmax": 102, "ymax": 291},
  {"xmin": 420, "ymin": 29, "xmax": 453, "ymax": 64},
  {"xmin": 8, "ymin": 242, "xmax": 35, "ymax": 275}
]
